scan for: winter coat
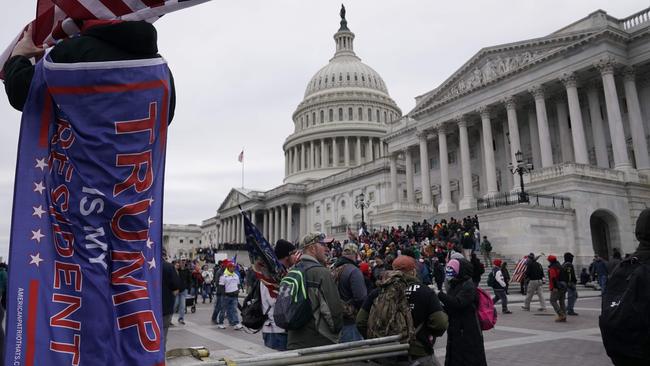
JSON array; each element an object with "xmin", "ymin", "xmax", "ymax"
[
  {"xmin": 287, "ymin": 255, "xmax": 344, "ymax": 350},
  {"xmin": 437, "ymin": 259, "xmax": 487, "ymax": 366}
]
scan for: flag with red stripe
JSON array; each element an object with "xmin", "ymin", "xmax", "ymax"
[{"xmin": 1, "ymin": 0, "xmax": 212, "ymax": 78}]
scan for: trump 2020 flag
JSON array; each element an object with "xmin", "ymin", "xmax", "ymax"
[{"xmin": 5, "ymin": 55, "xmax": 170, "ymax": 365}]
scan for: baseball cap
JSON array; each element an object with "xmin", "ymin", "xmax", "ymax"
[
  {"xmin": 275, "ymin": 239, "xmax": 296, "ymax": 260},
  {"xmin": 299, "ymin": 232, "xmax": 326, "ymax": 249},
  {"xmin": 342, "ymin": 243, "xmax": 358, "ymax": 256}
]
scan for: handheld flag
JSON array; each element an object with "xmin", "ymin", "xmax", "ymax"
[
  {"xmin": 242, "ymin": 210, "xmax": 285, "ymax": 286},
  {"xmin": 4, "ymin": 56, "xmax": 171, "ymax": 365}
]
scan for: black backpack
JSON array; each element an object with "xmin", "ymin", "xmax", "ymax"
[
  {"xmin": 273, "ymin": 262, "xmax": 320, "ymax": 330},
  {"xmin": 487, "ymin": 268, "xmax": 498, "ymax": 288},
  {"xmin": 238, "ymin": 278, "xmax": 270, "ymax": 332},
  {"xmin": 599, "ymin": 257, "xmax": 650, "ymax": 361}
]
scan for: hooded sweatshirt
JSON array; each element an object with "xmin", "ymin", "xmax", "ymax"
[{"xmin": 634, "ymin": 208, "xmax": 650, "ymax": 262}]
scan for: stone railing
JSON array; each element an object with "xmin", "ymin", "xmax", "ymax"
[
  {"xmin": 527, "ymin": 163, "xmax": 625, "ymax": 183},
  {"xmin": 306, "ymin": 157, "xmax": 390, "ymax": 190},
  {"xmin": 375, "ymin": 201, "xmax": 433, "ymax": 213},
  {"xmin": 620, "ymin": 7, "xmax": 650, "ymax": 31},
  {"xmin": 265, "ymin": 182, "xmax": 306, "ymax": 198}
]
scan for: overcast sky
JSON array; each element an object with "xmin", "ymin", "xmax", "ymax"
[{"xmin": 0, "ymin": 0, "xmax": 646, "ymax": 258}]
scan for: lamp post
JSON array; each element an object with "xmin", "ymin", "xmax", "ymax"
[
  {"xmin": 508, "ymin": 150, "xmax": 534, "ymax": 203},
  {"xmin": 354, "ymin": 192, "xmax": 371, "ymax": 231}
]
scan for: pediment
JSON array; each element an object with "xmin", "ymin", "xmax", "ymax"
[
  {"xmin": 217, "ymin": 188, "xmax": 252, "ymax": 212},
  {"xmin": 411, "ymin": 31, "xmax": 597, "ymax": 115}
]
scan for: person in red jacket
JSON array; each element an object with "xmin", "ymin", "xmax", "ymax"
[{"xmin": 547, "ymin": 255, "xmax": 567, "ymax": 322}]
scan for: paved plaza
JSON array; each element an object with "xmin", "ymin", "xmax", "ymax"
[{"xmin": 167, "ymin": 288, "xmax": 613, "ymax": 365}]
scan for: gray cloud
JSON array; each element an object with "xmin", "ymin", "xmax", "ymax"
[{"xmin": 0, "ymin": 0, "xmax": 646, "ymax": 257}]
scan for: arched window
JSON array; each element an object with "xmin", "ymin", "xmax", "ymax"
[
  {"xmin": 347, "ymin": 73, "xmax": 350, "ymax": 81},
  {"xmin": 348, "ymin": 107, "xmax": 353, "ymax": 120},
  {"xmin": 362, "ymin": 74, "xmax": 365, "ymax": 82},
  {"xmin": 306, "ymin": 114, "xmax": 309, "ymax": 124},
  {"xmin": 338, "ymin": 108, "xmax": 343, "ymax": 121},
  {"xmin": 329, "ymin": 109, "xmax": 334, "ymax": 122},
  {"xmin": 320, "ymin": 110, "xmax": 324, "ymax": 123},
  {"xmin": 354, "ymin": 73, "xmax": 358, "ymax": 81},
  {"xmin": 339, "ymin": 73, "xmax": 343, "ymax": 82},
  {"xmin": 312, "ymin": 112, "xmax": 316, "ymax": 125},
  {"xmin": 358, "ymin": 107, "xmax": 363, "ymax": 121},
  {"xmin": 376, "ymin": 110, "xmax": 380, "ymax": 122},
  {"xmin": 384, "ymin": 111, "xmax": 387, "ymax": 123},
  {"xmin": 368, "ymin": 108, "xmax": 373, "ymax": 121}
]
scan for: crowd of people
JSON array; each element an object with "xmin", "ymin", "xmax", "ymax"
[{"xmin": 160, "ymin": 209, "xmax": 650, "ymax": 366}]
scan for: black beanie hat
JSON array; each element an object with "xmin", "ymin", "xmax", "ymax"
[
  {"xmin": 635, "ymin": 208, "xmax": 650, "ymax": 244},
  {"xmin": 563, "ymin": 252, "xmax": 574, "ymax": 263},
  {"xmin": 275, "ymin": 239, "xmax": 296, "ymax": 260}
]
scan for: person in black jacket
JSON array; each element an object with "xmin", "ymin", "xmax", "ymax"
[
  {"xmin": 521, "ymin": 253, "xmax": 547, "ymax": 311},
  {"xmin": 469, "ymin": 253, "xmax": 484, "ymax": 286},
  {"xmin": 3, "ymin": 21, "xmax": 175, "ymax": 121},
  {"xmin": 162, "ymin": 249, "xmax": 181, "ymax": 348},
  {"xmin": 438, "ymin": 258, "xmax": 487, "ymax": 366},
  {"xmin": 563, "ymin": 252, "xmax": 579, "ymax": 316},
  {"xmin": 175, "ymin": 258, "xmax": 192, "ymax": 325}
]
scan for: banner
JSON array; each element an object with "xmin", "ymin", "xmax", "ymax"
[{"xmin": 5, "ymin": 56, "xmax": 170, "ymax": 365}]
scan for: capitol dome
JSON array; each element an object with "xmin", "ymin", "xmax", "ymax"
[{"xmin": 283, "ymin": 7, "xmax": 402, "ymax": 184}]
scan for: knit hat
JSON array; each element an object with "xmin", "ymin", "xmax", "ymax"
[
  {"xmin": 563, "ymin": 252, "xmax": 574, "ymax": 263},
  {"xmin": 275, "ymin": 239, "xmax": 296, "ymax": 260},
  {"xmin": 528, "ymin": 253, "xmax": 535, "ymax": 260},
  {"xmin": 450, "ymin": 252, "xmax": 465, "ymax": 260},
  {"xmin": 493, "ymin": 259, "xmax": 503, "ymax": 267},
  {"xmin": 547, "ymin": 255, "xmax": 557, "ymax": 262},
  {"xmin": 342, "ymin": 243, "xmax": 358, "ymax": 256},
  {"xmin": 359, "ymin": 262, "xmax": 371, "ymax": 276},
  {"xmin": 446, "ymin": 258, "xmax": 461, "ymax": 275},
  {"xmin": 392, "ymin": 255, "xmax": 417, "ymax": 272},
  {"xmin": 635, "ymin": 208, "xmax": 650, "ymax": 245}
]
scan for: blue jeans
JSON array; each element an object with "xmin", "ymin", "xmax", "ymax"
[
  {"xmin": 263, "ymin": 332, "xmax": 288, "ymax": 351},
  {"xmin": 339, "ymin": 323, "xmax": 364, "ymax": 343},
  {"xmin": 211, "ymin": 294, "xmax": 225, "ymax": 323},
  {"xmin": 202, "ymin": 283, "xmax": 212, "ymax": 302},
  {"xmin": 174, "ymin": 289, "xmax": 188, "ymax": 320},
  {"xmin": 598, "ymin": 274, "xmax": 607, "ymax": 294},
  {"xmin": 223, "ymin": 295, "xmax": 240, "ymax": 326},
  {"xmin": 567, "ymin": 285, "xmax": 578, "ymax": 313}
]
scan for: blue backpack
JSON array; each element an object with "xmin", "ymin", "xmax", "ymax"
[{"xmin": 273, "ymin": 262, "xmax": 320, "ymax": 330}]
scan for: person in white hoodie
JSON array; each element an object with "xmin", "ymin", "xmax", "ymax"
[
  {"xmin": 488, "ymin": 259, "xmax": 512, "ymax": 314},
  {"xmin": 260, "ymin": 240, "xmax": 298, "ymax": 350}
]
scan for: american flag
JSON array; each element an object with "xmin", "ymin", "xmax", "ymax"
[
  {"xmin": 238, "ymin": 149, "xmax": 244, "ymax": 163},
  {"xmin": 1, "ymin": 0, "xmax": 212, "ymax": 76}
]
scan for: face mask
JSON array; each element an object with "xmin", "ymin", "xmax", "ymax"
[{"xmin": 445, "ymin": 267, "xmax": 456, "ymax": 280}]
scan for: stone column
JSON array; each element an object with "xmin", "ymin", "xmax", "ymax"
[
  {"xmin": 285, "ymin": 151, "xmax": 289, "ymax": 176},
  {"xmin": 320, "ymin": 139, "xmax": 326, "ymax": 168},
  {"xmin": 623, "ymin": 67, "xmax": 650, "ymax": 173},
  {"xmin": 310, "ymin": 141, "xmax": 315, "ymax": 170},
  {"xmin": 239, "ymin": 214, "xmax": 244, "ymax": 243},
  {"xmin": 251, "ymin": 210, "xmax": 256, "ymax": 227},
  {"xmin": 404, "ymin": 148, "xmax": 415, "ymax": 203},
  {"xmin": 332, "ymin": 138, "xmax": 339, "ymax": 167},
  {"xmin": 280, "ymin": 205, "xmax": 287, "ymax": 240},
  {"xmin": 269, "ymin": 209, "xmax": 275, "ymax": 243},
  {"xmin": 356, "ymin": 137, "xmax": 362, "ymax": 165},
  {"xmin": 527, "ymin": 108, "xmax": 541, "ymax": 169},
  {"xmin": 438, "ymin": 127, "xmax": 456, "ymax": 212},
  {"xmin": 529, "ymin": 86, "xmax": 554, "ymax": 167},
  {"xmin": 344, "ymin": 137, "xmax": 350, "ymax": 166},
  {"xmin": 293, "ymin": 146, "xmax": 299, "ymax": 172},
  {"xmin": 505, "ymin": 96, "xmax": 522, "ymax": 190},
  {"xmin": 263, "ymin": 211, "xmax": 269, "ymax": 239},
  {"xmin": 586, "ymin": 84, "xmax": 609, "ymax": 168},
  {"xmin": 389, "ymin": 153, "xmax": 399, "ymax": 203},
  {"xmin": 479, "ymin": 107, "xmax": 498, "ymax": 196},
  {"xmin": 224, "ymin": 218, "xmax": 229, "ymax": 242},
  {"xmin": 366, "ymin": 138, "xmax": 373, "ymax": 163},
  {"xmin": 299, "ymin": 205, "xmax": 306, "ymax": 239},
  {"xmin": 458, "ymin": 117, "xmax": 476, "ymax": 209},
  {"xmin": 302, "ymin": 143, "xmax": 308, "ymax": 170},
  {"xmin": 233, "ymin": 215, "xmax": 238, "ymax": 243},
  {"xmin": 597, "ymin": 57, "xmax": 632, "ymax": 170},
  {"xmin": 286, "ymin": 204, "xmax": 293, "ymax": 240},
  {"xmin": 418, "ymin": 132, "xmax": 432, "ymax": 205},
  {"xmin": 274, "ymin": 207, "xmax": 280, "ymax": 242},
  {"xmin": 561, "ymin": 73, "xmax": 589, "ymax": 164}
]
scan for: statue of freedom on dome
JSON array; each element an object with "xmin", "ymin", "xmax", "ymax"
[{"xmin": 340, "ymin": 4, "xmax": 346, "ymax": 20}]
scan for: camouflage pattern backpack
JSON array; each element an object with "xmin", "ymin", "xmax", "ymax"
[{"xmin": 367, "ymin": 270, "xmax": 415, "ymax": 342}]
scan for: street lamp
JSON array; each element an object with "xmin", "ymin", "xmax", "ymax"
[
  {"xmin": 354, "ymin": 192, "xmax": 372, "ymax": 230},
  {"xmin": 508, "ymin": 150, "xmax": 534, "ymax": 203}
]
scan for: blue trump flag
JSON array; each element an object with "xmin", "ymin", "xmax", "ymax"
[
  {"xmin": 5, "ymin": 56, "xmax": 170, "ymax": 365},
  {"xmin": 241, "ymin": 211, "xmax": 284, "ymax": 285}
]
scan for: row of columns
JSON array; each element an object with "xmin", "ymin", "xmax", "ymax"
[
  {"xmin": 285, "ymin": 137, "xmax": 387, "ymax": 175},
  {"xmin": 389, "ymin": 59, "xmax": 650, "ymax": 213},
  {"xmin": 219, "ymin": 204, "xmax": 307, "ymax": 245}
]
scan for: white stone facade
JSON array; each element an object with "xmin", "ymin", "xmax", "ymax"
[
  {"xmin": 204, "ymin": 8, "xmax": 650, "ymax": 266},
  {"xmin": 162, "ymin": 224, "xmax": 202, "ymax": 260}
]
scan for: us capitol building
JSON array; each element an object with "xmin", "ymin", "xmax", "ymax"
[{"xmin": 165, "ymin": 7, "xmax": 650, "ymax": 265}]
